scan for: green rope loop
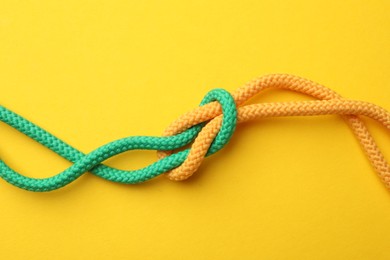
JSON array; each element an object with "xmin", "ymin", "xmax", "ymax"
[{"xmin": 0, "ymin": 88, "xmax": 237, "ymax": 192}]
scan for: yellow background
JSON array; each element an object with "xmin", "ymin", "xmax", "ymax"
[{"xmin": 1, "ymin": 0, "xmax": 389, "ymax": 259}]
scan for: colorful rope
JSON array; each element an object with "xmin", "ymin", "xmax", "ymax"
[{"xmin": 1, "ymin": 74, "xmax": 389, "ymax": 192}]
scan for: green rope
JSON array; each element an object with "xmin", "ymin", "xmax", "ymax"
[{"xmin": 0, "ymin": 89, "xmax": 237, "ymax": 192}]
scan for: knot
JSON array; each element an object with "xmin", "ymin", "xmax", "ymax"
[{"xmin": 158, "ymin": 88, "xmax": 237, "ymax": 181}]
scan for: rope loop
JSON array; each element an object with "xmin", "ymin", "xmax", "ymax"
[{"xmin": 160, "ymin": 88, "xmax": 237, "ymax": 181}]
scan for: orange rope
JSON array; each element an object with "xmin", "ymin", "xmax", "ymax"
[{"xmin": 158, "ymin": 74, "xmax": 390, "ymax": 188}]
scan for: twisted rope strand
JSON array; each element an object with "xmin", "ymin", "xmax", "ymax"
[
  {"xmin": 0, "ymin": 89, "xmax": 236, "ymax": 191},
  {"xmin": 158, "ymin": 74, "xmax": 390, "ymax": 187},
  {"xmin": 1, "ymin": 74, "xmax": 389, "ymax": 192}
]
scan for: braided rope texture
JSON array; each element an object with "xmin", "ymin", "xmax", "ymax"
[{"xmin": 1, "ymin": 74, "xmax": 389, "ymax": 192}]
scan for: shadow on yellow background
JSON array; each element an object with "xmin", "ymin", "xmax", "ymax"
[{"xmin": 1, "ymin": 0, "xmax": 389, "ymax": 259}]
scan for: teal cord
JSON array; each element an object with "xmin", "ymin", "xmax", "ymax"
[{"xmin": 0, "ymin": 89, "xmax": 237, "ymax": 192}]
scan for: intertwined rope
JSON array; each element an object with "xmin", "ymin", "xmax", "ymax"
[{"xmin": 1, "ymin": 74, "xmax": 389, "ymax": 192}]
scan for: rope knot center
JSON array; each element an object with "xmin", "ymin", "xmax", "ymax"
[{"xmin": 158, "ymin": 88, "xmax": 238, "ymax": 181}]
